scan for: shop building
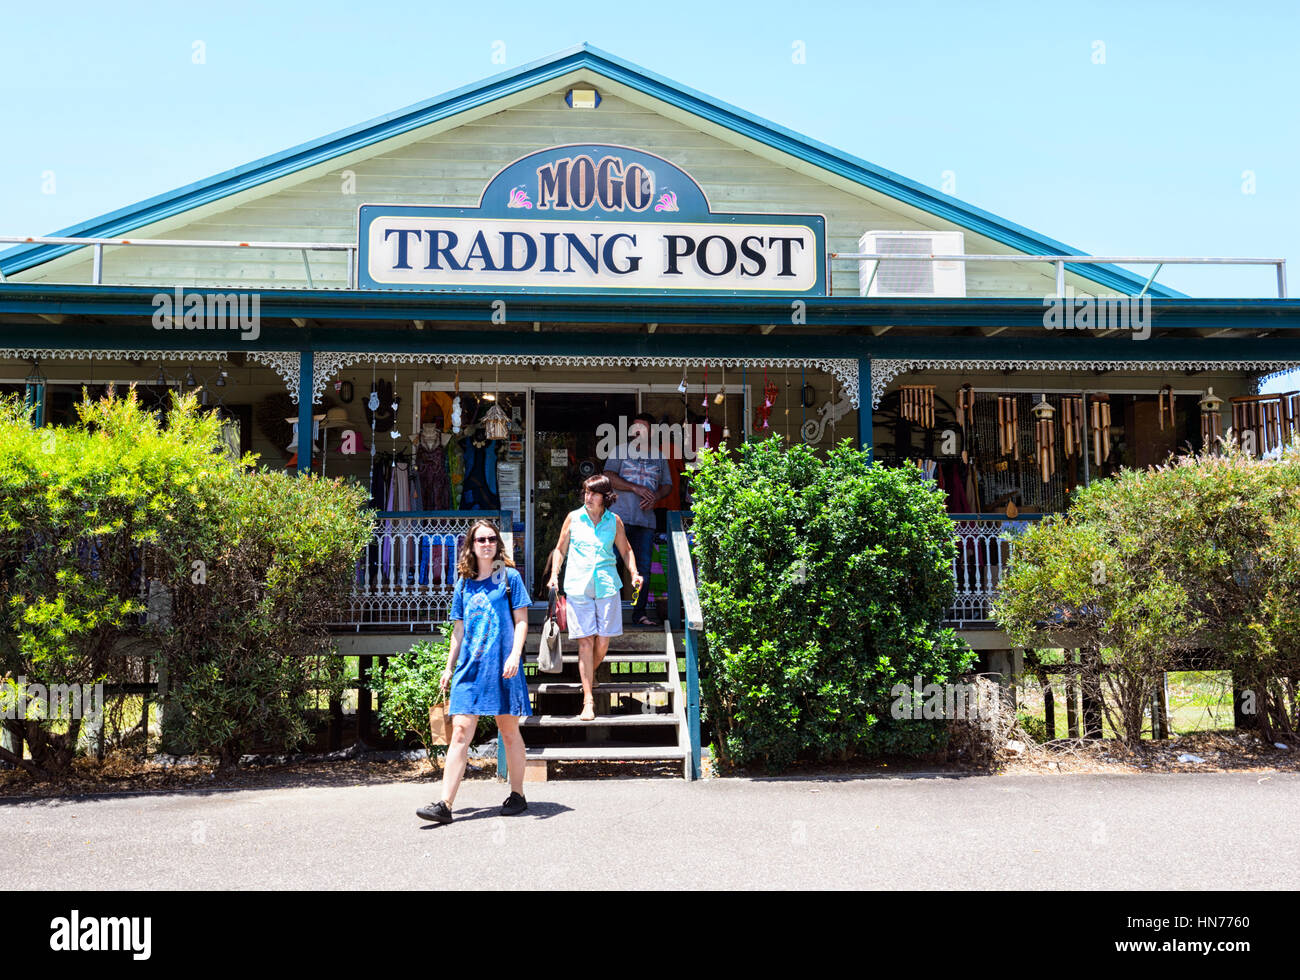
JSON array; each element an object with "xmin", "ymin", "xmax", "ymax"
[{"xmin": 2, "ymin": 44, "xmax": 1298, "ymax": 696}]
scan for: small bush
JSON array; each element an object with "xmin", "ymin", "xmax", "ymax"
[
  {"xmin": 156, "ymin": 458, "xmax": 372, "ymax": 767},
  {"xmin": 689, "ymin": 438, "xmax": 975, "ymax": 771}
]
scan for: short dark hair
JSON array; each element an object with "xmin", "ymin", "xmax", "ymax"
[
  {"xmin": 632, "ymin": 412, "xmax": 655, "ymax": 427},
  {"xmin": 582, "ymin": 474, "xmax": 617, "ymax": 508}
]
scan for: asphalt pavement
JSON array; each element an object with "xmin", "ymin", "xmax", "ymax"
[{"xmin": 5, "ymin": 771, "xmax": 1296, "ymax": 889}]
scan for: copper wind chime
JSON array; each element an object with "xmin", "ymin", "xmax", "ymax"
[
  {"xmin": 1088, "ymin": 394, "xmax": 1112, "ymax": 468},
  {"xmin": 900, "ymin": 384, "xmax": 935, "ymax": 428},
  {"xmin": 996, "ymin": 396, "xmax": 1019, "ymax": 460}
]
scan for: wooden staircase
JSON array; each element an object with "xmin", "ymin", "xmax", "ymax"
[{"xmin": 515, "ymin": 616, "xmax": 693, "ymax": 779}]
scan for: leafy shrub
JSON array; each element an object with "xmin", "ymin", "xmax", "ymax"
[
  {"xmin": 0, "ymin": 389, "xmax": 224, "ymax": 778},
  {"xmin": 995, "ymin": 442, "xmax": 1300, "ymax": 744},
  {"xmin": 689, "ymin": 438, "xmax": 974, "ymax": 771},
  {"xmin": 370, "ymin": 632, "xmax": 500, "ymax": 757},
  {"xmin": 156, "ymin": 465, "xmax": 372, "ymax": 767}
]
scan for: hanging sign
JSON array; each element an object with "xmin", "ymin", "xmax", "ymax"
[{"xmin": 358, "ymin": 144, "xmax": 826, "ymax": 295}]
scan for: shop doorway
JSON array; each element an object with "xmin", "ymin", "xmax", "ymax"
[{"xmin": 530, "ymin": 390, "xmax": 637, "ymax": 591}]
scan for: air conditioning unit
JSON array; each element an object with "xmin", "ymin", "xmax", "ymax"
[{"xmin": 858, "ymin": 230, "xmax": 966, "ymax": 297}]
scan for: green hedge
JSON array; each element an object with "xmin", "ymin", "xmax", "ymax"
[{"xmin": 689, "ymin": 438, "xmax": 974, "ymax": 771}]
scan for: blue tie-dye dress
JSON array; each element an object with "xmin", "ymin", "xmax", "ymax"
[{"xmin": 447, "ymin": 567, "xmax": 533, "ymax": 717}]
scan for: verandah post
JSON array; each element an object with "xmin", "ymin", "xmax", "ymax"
[
  {"xmin": 297, "ymin": 350, "xmax": 313, "ymax": 474},
  {"xmin": 858, "ymin": 356, "xmax": 872, "ymax": 461}
]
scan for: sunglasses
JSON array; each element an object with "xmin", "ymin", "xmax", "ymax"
[{"xmin": 473, "ymin": 535, "xmax": 498, "ymax": 544}]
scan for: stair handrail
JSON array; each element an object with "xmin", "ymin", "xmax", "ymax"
[{"xmin": 666, "ymin": 511, "xmax": 702, "ymax": 780}]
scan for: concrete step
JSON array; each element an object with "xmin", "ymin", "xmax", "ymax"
[
  {"xmin": 552, "ymin": 653, "xmax": 670, "ymax": 664},
  {"xmin": 520, "ymin": 713, "xmax": 678, "ymax": 727},
  {"xmin": 528, "ymin": 681, "xmax": 674, "ymax": 694},
  {"xmin": 524, "ymin": 745, "xmax": 687, "ymax": 761}
]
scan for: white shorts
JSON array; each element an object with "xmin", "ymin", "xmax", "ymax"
[{"xmin": 567, "ymin": 593, "xmax": 623, "ymax": 639}]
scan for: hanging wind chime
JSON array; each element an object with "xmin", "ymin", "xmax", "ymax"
[
  {"xmin": 1199, "ymin": 387, "xmax": 1224, "ymax": 449},
  {"xmin": 1031, "ymin": 395, "xmax": 1056, "ymax": 483},
  {"xmin": 714, "ymin": 364, "xmax": 729, "ymax": 441},
  {"xmin": 784, "ymin": 368, "xmax": 792, "ymax": 441},
  {"xmin": 1059, "ymin": 395, "xmax": 1084, "ymax": 461},
  {"xmin": 754, "ymin": 367, "xmax": 778, "ymax": 431},
  {"xmin": 1157, "ymin": 384, "xmax": 1176, "ymax": 431},
  {"xmin": 900, "ymin": 384, "xmax": 935, "ymax": 428},
  {"xmin": 1089, "ymin": 393, "xmax": 1112, "ymax": 468},
  {"xmin": 956, "ymin": 384, "xmax": 975, "ymax": 463},
  {"xmin": 451, "ymin": 369, "xmax": 462, "ymax": 434},
  {"xmin": 996, "ymin": 395, "xmax": 1020, "ymax": 460},
  {"xmin": 701, "ymin": 364, "xmax": 711, "ymax": 438},
  {"xmin": 482, "ymin": 363, "xmax": 509, "ymax": 440}
]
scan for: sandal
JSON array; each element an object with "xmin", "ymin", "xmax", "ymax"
[
  {"xmin": 634, "ymin": 615, "xmax": 658, "ymax": 627},
  {"xmin": 579, "ymin": 697, "xmax": 596, "ymax": 722}
]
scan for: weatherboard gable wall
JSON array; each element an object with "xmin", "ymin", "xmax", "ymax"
[{"xmin": 10, "ymin": 79, "xmax": 1106, "ymax": 299}]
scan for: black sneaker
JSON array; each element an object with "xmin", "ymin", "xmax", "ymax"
[
  {"xmin": 417, "ymin": 800, "xmax": 453, "ymax": 824},
  {"xmin": 501, "ymin": 791, "xmax": 528, "ymax": 816}
]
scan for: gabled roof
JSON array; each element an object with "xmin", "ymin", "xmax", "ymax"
[{"xmin": 0, "ymin": 43, "xmax": 1181, "ymax": 297}]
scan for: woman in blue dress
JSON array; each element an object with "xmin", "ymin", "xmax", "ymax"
[{"xmin": 417, "ymin": 519, "xmax": 531, "ymax": 825}]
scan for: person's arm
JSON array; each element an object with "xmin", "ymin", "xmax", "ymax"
[
  {"xmin": 503, "ymin": 573, "xmax": 529, "ymax": 679},
  {"xmin": 613, "ymin": 515, "xmax": 644, "ymax": 592},
  {"xmin": 547, "ymin": 512, "xmax": 572, "ymax": 590},
  {"xmin": 605, "ymin": 464, "xmax": 656, "ymax": 508},
  {"xmin": 441, "ymin": 618, "xmax": 465, "ymax": 694},
  {"xmin": 650, "ymin": 459, "xmax": 672, "ymax": 505},
  {"xmin": 503, "ymin": 605, "xmax": 528, "ymax": 679}
]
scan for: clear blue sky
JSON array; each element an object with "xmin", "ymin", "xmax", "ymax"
[{"xmin": 1, "ymin": 0, "xmax": 1297, "ymax": 383}]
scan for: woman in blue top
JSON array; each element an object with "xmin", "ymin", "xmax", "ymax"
[
  {"xmin": 416, "ymin": 519, "xmax": 531, "ymax": 826},
  {"xmin": 548, "ymin": 475, "xmax": 643, "ymax": 722}
]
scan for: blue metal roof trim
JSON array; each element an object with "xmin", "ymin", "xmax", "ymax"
[{"xmin": 1, "ymin": 43, "xmax": 1182, "ymax": 298}]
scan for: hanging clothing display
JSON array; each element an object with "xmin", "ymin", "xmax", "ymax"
[
  {"xmin": 417, "ymin": 442, "xmax": 451, "ymax": 511},
  {"xmin": 447, "ymin": 437, "xmax": 465, "ymax": 509},
  {"xmin": 460, "ymin": 438, "xmax": 500, "ymax": 510},
  {"xmin": 380, "ymin": 461, "xmax": 414, "ymax": 580}
]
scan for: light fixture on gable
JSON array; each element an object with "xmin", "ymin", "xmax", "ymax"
[{"xmin": 565, "ymin": 87, "xmax": 601, "ymax": 109}]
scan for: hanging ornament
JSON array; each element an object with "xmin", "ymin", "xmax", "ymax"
[
  {"xmin": 1199, "ymin": 388, "xmax": 1224, "ymax": 449},
  {"xmin": 753, "ymin": 367, "xmax": 778, "ymax": 431},
  {"xmin": 1157, "ymin": 384, "xmax": 1175, "ymax": 431},
  {"xmin": 997, "ymin": 395, "xmax": 1020, "ymax": 460},
  {"xmin": 1089, "ymin": 393, "xmax": 1112, "ymax": 468},
  {"xmin": 722, "ymin": 365, "xmax": 730, "ymax": 440},
  {"xmin": 956, "ymin": 384, "xmax": 975, "ymax": 463},
  {"xmin": 1058, "ymin": 395, "xmax": 1084, "ymax": 460},
  {"xmin": 1031, "ymin": 394, "xmax": 1056, "ymax": 483},
  {"xmin": 784, "ymin": 369, "xmax": 791, "ymax": 440},
  {"xmin": 483, "ymin": 364, "xmax": 509, "ymax": 439},
  {"xmin": 900, "ymin": 385, "xmax": 935, "ymax": 428},
  {"xmin": 451, "ymin": 369, "xmax": 462, "ymax": 434}
]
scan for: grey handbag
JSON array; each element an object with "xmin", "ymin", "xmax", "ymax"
[{"xmin": 538, "ymin": 587, "xmax": 564, "ymax": 673}]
